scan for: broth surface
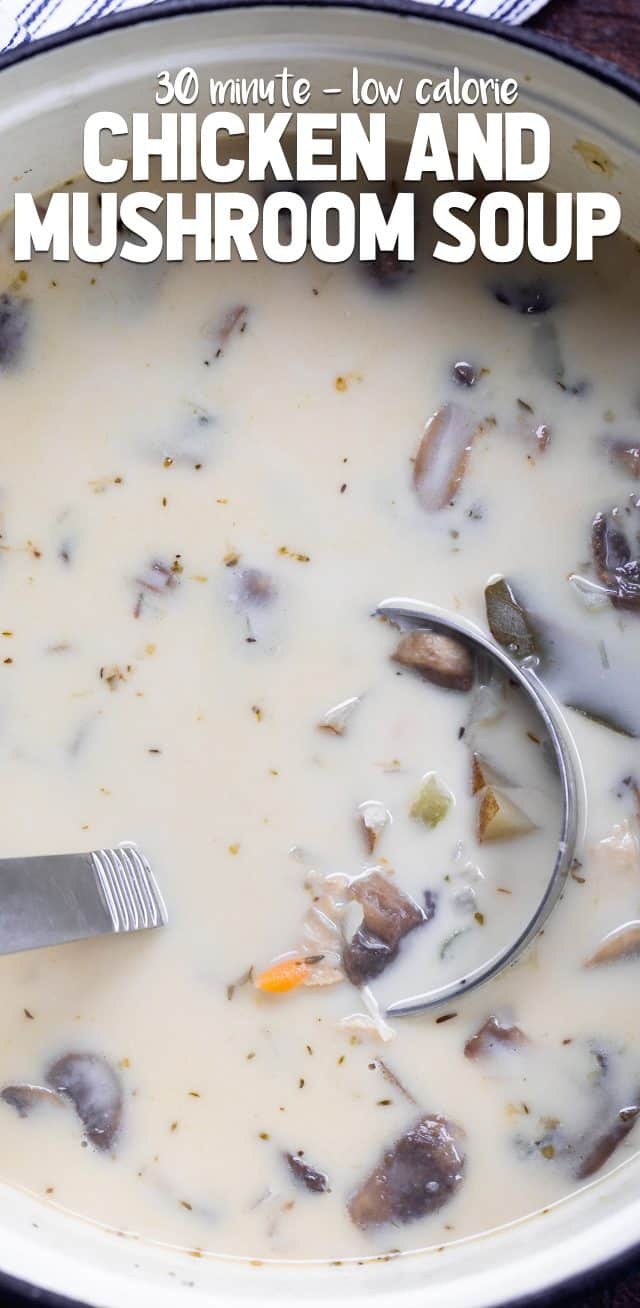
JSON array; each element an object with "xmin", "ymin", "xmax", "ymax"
[{"xmin": 0, "ymin": 172, "xmax": 639, "ymax": 1261}]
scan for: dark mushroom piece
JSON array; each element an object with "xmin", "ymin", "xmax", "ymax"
[
  {"xmin": 342, "ymin": 928, "xmax": 398, "ymax": 987},
  {"xmin": 413, "ymin": 404, "xmax": 480, "ymax": 513},
  {"xmin": 451, "ymin": 361, "xmax": 478, "ymax": 388},
  {"xmin": 350, "ymin": 871, "xmax": 426, "ymax": 947},
  {"xmin": 348, "ymin": 1114, "xmax": 465, "ymax": 1229},
  {"xmin": 46, "ymin": 1053, "xmax": 123, "ymax": 1151},
  {"xmin": 566, "ymin": 1050, "xmax": 640, "ymax": 1178},
  {"xmin": 285, "ymin": 1152, "xmax": 330, "ymax": 1193},
  {"xmin": 392, "ymin": 630, "xmax": 473, "ymax": 692},
  {"xmin": 515, "ymin": 1043, "xmax": 640, "ymax": 1180},
  {"xmin": 576, "ymin": 1103, "xmax": 640, "ymax": 1180},
  {"xmin": 343, "ymin": 872, "xmax": 426, "ymax": 986},
  {"xmin": 1, "ymin": 1083, "xmax": 64, "ymax": 1117},
  {"xmin": 592, "ymin": 504, "xmax": 640, "ymax": 611},
  {"xmin": 464, "ymin": 1016, "xmax": 528, "ymax": 1061},
  {"xmin": 493, "ymin": 282, "xmax": 555, "ymax": 315}
]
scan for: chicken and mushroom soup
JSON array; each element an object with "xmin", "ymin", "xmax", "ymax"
[{"xmin": 0, "ymin": 168, "xmax": 639, "ymax": 1264}]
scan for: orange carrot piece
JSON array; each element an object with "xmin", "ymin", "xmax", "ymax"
[{"xmin": 255, "ymin": 957, "xmax": 310, "ymax": 994}]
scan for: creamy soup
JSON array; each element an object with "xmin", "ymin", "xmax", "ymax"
[{"xmin": 0, "ymin": 165, "xmax": 639, "ymax": 1265}]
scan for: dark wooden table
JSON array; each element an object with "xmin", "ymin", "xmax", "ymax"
[{"xmin": 519, "ymin": 9, "xmax": 638, "ymax": 1307}]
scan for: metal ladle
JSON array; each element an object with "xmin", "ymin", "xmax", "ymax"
[{"xmin": 378, "ymin": 597, "xmax": 583, "ymax": 1018}]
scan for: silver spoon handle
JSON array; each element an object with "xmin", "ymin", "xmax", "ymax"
[{"xmin": 0, "ymin": 842, "xmax": 167, "ymax": 956}]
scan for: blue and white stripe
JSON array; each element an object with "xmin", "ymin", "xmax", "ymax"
[{"xmin": 0, "ymin": 0, "xmax": 549, "ymax": 54}]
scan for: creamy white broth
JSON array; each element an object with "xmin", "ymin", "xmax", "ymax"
[{"xmin": 0, "ymin": 169, "xmax": 638, "ymax": 1262}]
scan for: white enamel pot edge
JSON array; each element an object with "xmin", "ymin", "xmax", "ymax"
[{"xmin": 1, "ymin": 5, "xmax": 640, "ymax": 1306}]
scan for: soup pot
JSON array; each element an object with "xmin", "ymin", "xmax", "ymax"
[{"xmin": 0, "ymin": 4, "xmax": 639, "ymax": 1304}]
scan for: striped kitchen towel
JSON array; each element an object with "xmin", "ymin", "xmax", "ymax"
[{"xmin": 0, "ymin": 0, "xmax": 550, "ymax": 53}]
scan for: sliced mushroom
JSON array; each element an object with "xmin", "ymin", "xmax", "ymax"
[
  {"xmin": 46, "ymin": 1053, "xmax": 123, "ymax": 1151},
  {"xmin": 348, "ymin": 1114, "xmax": 465, "ymax": 1229},
  {"xmin": 342, "ymin": 928, "xmax": 398, "ymax": 986},
  {"xmin": 584, "ymin": 922, "xmax": 640, "ymax": 968},
  {"xmin": 285, "ymin": 1152, "xmax": 330, "ymax": 1193},
  {"xmin": 493, "ymin": 281, "xmax": 555, "ymax": 315},
  {"xmin": 592, "ymin": 505, "xmax": 640, "ymax": 611},
  {"xmin": 1, "ymin": 1083, "xmax": 65, "ymax": 1117},
  {"xmin": 464, "ymin": 1016, "xmax": 528, "ymax": 1061},
  {"xmin": 413, "ymin": 404, "xmax": 480, "ymax": 512},
  {"xmin": 515, "ymin": 1043, "xmax": 640, "ymax": 1181},
  {"xmin": 349, "ymin": 871, "xmax": 426, "ymax": 948},
  {"xmin": 576, "ymin": 1104, "xmax": 640, "ymax": 1179},
  {"xmin": 592, "ymin": 511, "xmax": 633, "ymax": 580},
  {"xmin": 343, "ymin": 872, "xmax": 426, "ymax": 985},
  {"xmin": 392, "ymin": 630, "xmax": 473, "ymax": 691},
  {"xmin": 0, "ymin": 292, "xmax": 30, "ymax": 371}
]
